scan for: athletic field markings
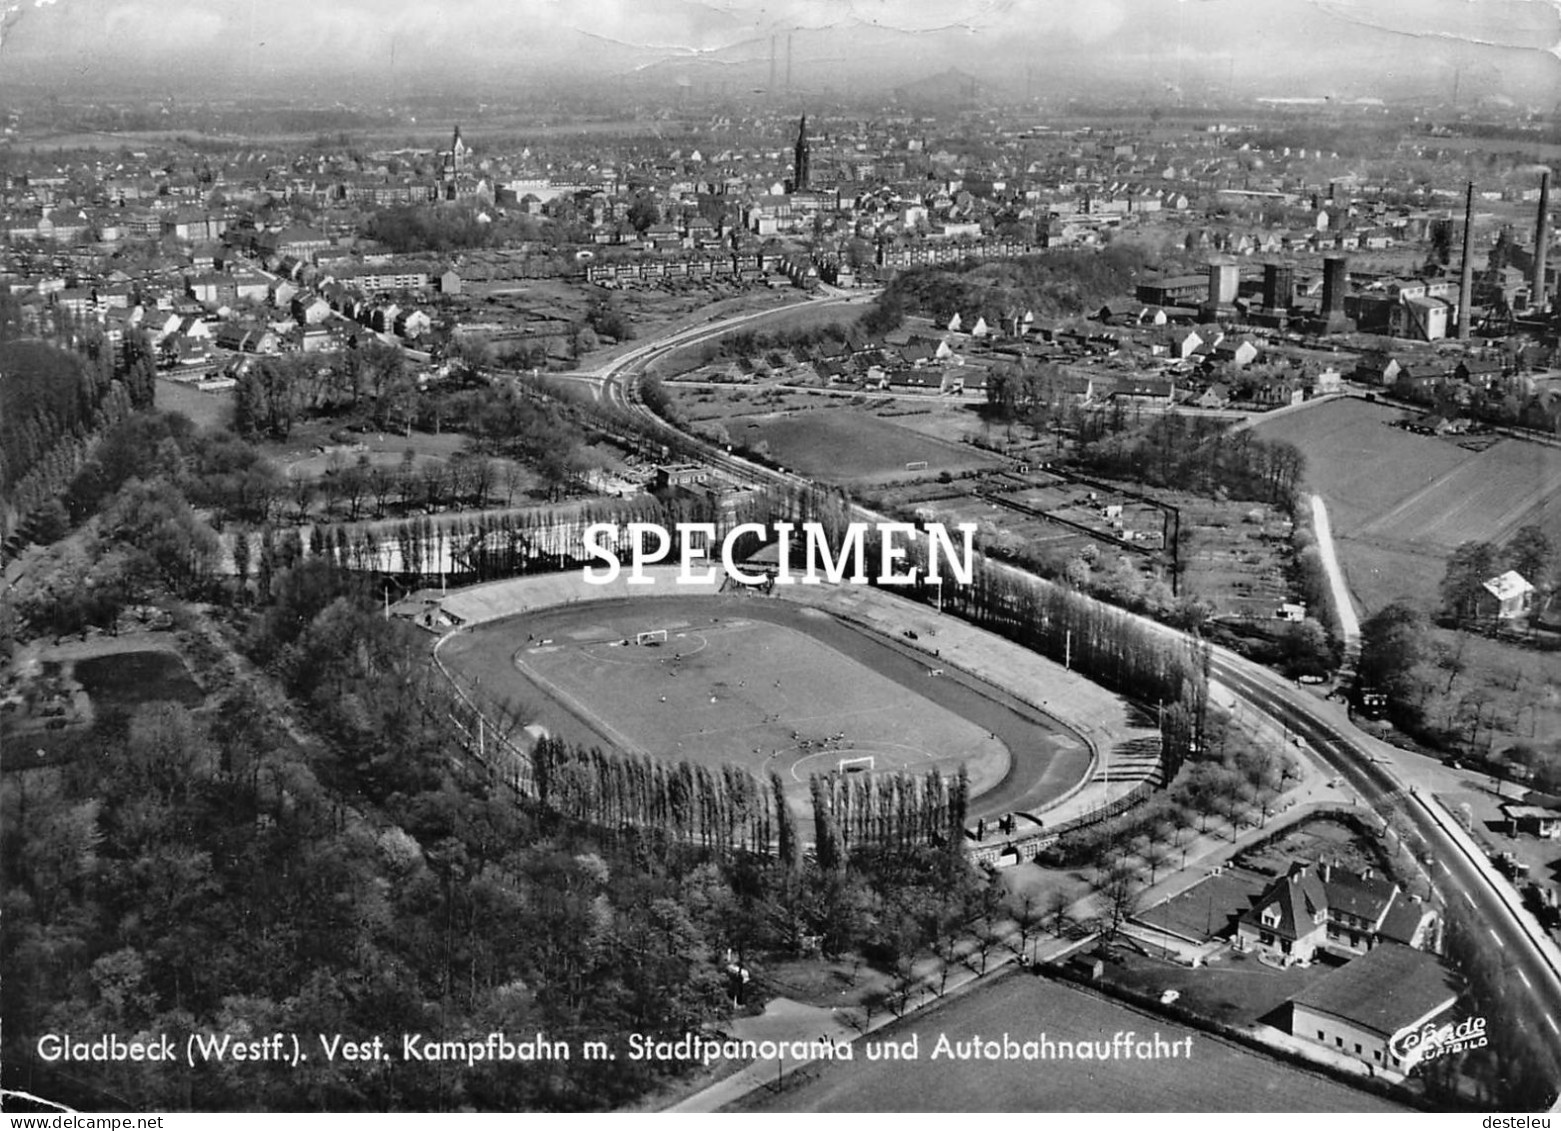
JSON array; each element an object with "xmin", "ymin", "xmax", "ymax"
[
  {"xmin": 573, "ymin": 631, "xmax": 712, "ymax": 665},
  {"xmin": 511, "ymin": 649, "xmax": 651, "ymax": 757},
  {"xmin": 787, "ymin": 741, "xmax": 942, "ymax": 782}
]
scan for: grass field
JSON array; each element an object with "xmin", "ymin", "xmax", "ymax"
[
  {"xmin": 156, "ymin": 377, "xmax": 230, "ymax": 432},
  {"xmin": 727, "ymin": 409, "xmax": 1004, "ymax": 484},
  {"xmin": 742, "ymin": 971, "xmax": 1404, "ymax": 1112},
  {"xmin": 1250, "ymin": 399, "xmax": 1561, "ymax": 614},
  {"xmin": 519, "ymin": 612, "xmax": 1004, "ymax": 798},
  {"xmin": 439, "ymin": 596, "xmax": 1090, "ymax": 816}
]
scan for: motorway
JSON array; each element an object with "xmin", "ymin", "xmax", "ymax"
[
  {"xmin": 1213, "ymin": 654, "xmax": 1561, "ymax": 1080},
  {"xmin": 568, "ymin": 288, "xmax": 1561, "ymax": 1088}
]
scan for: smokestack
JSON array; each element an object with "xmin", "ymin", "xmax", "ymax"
[
  {"xmin": 1263, "ymin": 262, "xmax": 1294, "ymax": 312},
  {"xmin": 1321, "ymin": 255, "xmax": 1349, "ymax": 331},
  {"xmin": 786, "ymin": 32, "xmax": 793, "ymax": 92},
  {"xmin": 769, "ymin": 36, "xmax": 776, "ymax": 96},
  {"xmin": 1535, "ymin": 170, "xmax": 1550, "ymax": 314},
  {"xmin": 1458, "ymin": 181, "xmax": 1474, "ymax": 340}
]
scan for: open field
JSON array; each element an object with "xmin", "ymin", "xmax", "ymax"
[
  {"xmin": 156, "ymin": 377, "xmax": 231, "ymax": 431},
  {"xmin": 439, "ymin": 595, "xmax": 1091, "ymax": 815},
  {"xmin": 741, "ymin": 971, "xmax": 1405, "ymax": 1112},
  {"xmin": 1416, "ymin": 626, "xmax": 1561, "ymax": 761},
  {"xmin": 727, "ymin": 409, "xmax": 1005, "ymax": 484},
  {"xmin": 1250, "ymin": 398, "xmax": 1561, "ymax": 614}
]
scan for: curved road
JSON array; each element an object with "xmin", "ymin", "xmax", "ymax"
[{"xmin": 576, "ymin": 294, "xmax": 1561, "ymax": 1089}]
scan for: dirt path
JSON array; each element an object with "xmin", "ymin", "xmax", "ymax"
[{"xmin": 1309, "ymin": 493, "xmax": 1361, "ymax": 661}]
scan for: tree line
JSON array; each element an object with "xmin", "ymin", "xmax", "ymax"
[
  {"xmin": 865, "ymin": 243, "xmax": 1158, "ymax": 331},
  {"xmin": 1074, "ymin": 412, "xmax": 1307, "ymax": 507},
  {"xmin": 0, "ymin": 301, "xmax": 154, "ymax": 551}
]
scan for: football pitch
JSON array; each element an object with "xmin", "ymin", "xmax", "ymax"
[{"xmin": 440, "ymin": 596, "xmax": 1090, "ymax": 813}]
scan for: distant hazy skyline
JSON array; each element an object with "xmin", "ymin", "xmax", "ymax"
[{"xmin": 1, "ymin": 0, "xmax": 1556, "ymax": 105}]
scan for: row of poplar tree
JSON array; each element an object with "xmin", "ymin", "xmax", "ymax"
[{"xmin": 529, "ymin": 738, "xmax": 970, "ymax": 864}]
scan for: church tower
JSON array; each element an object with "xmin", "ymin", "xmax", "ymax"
[
  {"xmin": 441, "ymin": 124, "xmax": 470, "ymax": 200},
  {"xmin": 793, "ymin": 115, "xmax": 810, "ymax": 193}
]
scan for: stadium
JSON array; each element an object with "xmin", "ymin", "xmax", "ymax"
[{"xmin": 431, "ymin": 568, "xmax": 1154, "ymax": 831}]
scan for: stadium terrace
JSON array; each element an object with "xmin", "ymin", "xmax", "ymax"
[{"xmin": 580, "ymin": 521, "xmax": 978, "ymax": 587}]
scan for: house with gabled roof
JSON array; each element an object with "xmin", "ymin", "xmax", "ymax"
[{"xmin": 1236, "ymin": 860, "xmax": 1438, "ymax": 965}]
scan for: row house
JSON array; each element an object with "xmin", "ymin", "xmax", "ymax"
[
  {"xmin": 213, "ymin": 322, "xmax": 280, "ymax": 354},
  {"xmin": 2, "ymin": 212, "xmax": 91, "ymax": 243},
  {"xmin": 164, "ymin": 207, "xmax": 226, "ymax": 242},
  {"xmin": 328, "ymin": 264, "xmax": 433, "ymax": 294},
  {"xmin": 875, "ymin": 237, "xmax": 1043, "ymax": 272}
]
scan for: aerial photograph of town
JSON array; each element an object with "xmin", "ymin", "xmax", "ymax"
[{"xmin": 1, "ymin": 0, "xmax": 1559, "ymax": 1117}]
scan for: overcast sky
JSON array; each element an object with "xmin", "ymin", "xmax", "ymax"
[{"xmin": 1, "ymin": 0, "xmax": 1556, "ymax": 103}]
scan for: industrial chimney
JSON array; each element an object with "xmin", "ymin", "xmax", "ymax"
[
  {"xmin": 1458, "ymin": 181, "xmax": 1474, "ymax": 340},
  {"xmin": 1321, "ymin": 255, "xmax": 1349, "ymax": 332},
  {"xmin": 1535, "ymin": 170, "xmax": 1550, "ymax": 314}
]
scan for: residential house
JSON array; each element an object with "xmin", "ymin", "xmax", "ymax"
[
  {"xmin": 269, "ymin": 279, "xmax": 299, "ymax": 309},
  {"xmin": 1110, "ymin": 378, "xmax": 1175, "ymax": 407},
  {"xmin": 958, "ymin": 368, "xmax": 990, "ymax": 396},
  {"xmin": 395, "ymin": 309, "xmax": 432, "ymax": 339},
  {"xmin": 1250, "ymin": 379, "xmax": 1305, "ymax": 408},
  {"xmin": 1236, "ymin": 860, "xmax": 1438, "ymax": 964},
  {"xmin": 1455, "ymin": 357, "xmax": 1504, "ymax": 389},
  {"xmin": 1191, "ymin": 383, "xmax": 1231, "ymax": 409},
  {"xmin": 1211, "ymin": 338, "xmax": 1260, "ymax": 369},
  {"xmin": 1166, "ymin": 329, "xmax": 1204, "ymax": 360},
  {"xmin": 1480, "ymin": 571, "xmax": 1535, "ymax": 622},
  {"xmin": 292, "ymin": 295, "xmax": 332, "ymax": 325},
  {"xmin": 886, "ymin": 369, "xmax": 941, "ymax": 393},
  {"xmin": 1310, "ymin": 367, "xmax": 1344, "ymax": 396},
  {"xmin": 213, "ymin": 323, "xmax": 279, "ymax": 354}
]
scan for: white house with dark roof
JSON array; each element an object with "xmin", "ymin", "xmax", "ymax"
[
  {"xmin": 1236, "ymin": 860, "xmax": 1438, "ymax": 964},
  {"xmin": 1285, "ymin": 943, "xmax": 1461, "ymax": 1074},
  {"xmin": 1481, "ymin": 571, "xmax": 1535, "ymax": 621}
]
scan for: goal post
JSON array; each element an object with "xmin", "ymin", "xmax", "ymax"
[
  {"xmin": 636, "ymin": 629, "xmax": 669, "ymax": 646},
  {"xmin": 838, "ymin": 755, "xmax": 875, "ymax": 774}
]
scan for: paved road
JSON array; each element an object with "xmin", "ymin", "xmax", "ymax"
[
  {"xmin": 577, "ymin": 296, "xmax": 1561, "ymax": 1097},
  {"xmin": 1210, "ymin": 653, "xmax": 1561, "ymax": 1082},
  {"xmin": 565, "ymin": 289, "xmax": 874, "ymax": 409}
]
